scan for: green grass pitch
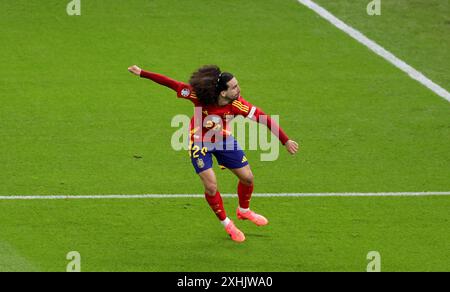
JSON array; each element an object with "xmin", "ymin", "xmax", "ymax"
[{"xmin": 0, "ymin": 0, "xmax": 449, "ymax": 271}]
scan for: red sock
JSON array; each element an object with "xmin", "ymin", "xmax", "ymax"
[
  {"xmin": 238, "ymin": 181, "xmax": 253, "ymax": 209},
  {"xmin": 205, "ymin": 191, "xmax": 227, "ymax": 221}
]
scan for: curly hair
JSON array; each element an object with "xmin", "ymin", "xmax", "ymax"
[{"xmin": 189, "ymin": 65, "xmax": 234, "ymax": 106}]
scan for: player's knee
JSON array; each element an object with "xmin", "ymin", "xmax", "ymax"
[
  {"xmin": 240, "ymin": 172, "xmax": 254, "ymax": 186},
  {"xmin": 204, "ymin": 182, "xmax": 218, "ymax": 196}
]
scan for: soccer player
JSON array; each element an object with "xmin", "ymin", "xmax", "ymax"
[{"xmin": 128, "ymin": 65, "xmax": 299, "ymax": 242}]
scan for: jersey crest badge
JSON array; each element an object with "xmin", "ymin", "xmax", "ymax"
[{"xmin": 181, "ymin": 88, "xmax": 191, "ymax": 97}]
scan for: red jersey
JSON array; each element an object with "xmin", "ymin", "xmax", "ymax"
[{"xmin": 140, "ymin": 70, "xmax": 290, "ymax": 145}]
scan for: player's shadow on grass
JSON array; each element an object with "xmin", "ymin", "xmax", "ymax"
[
  {"xmin": 244, "ymin": 233, "xmax": 270, "ymax": 238},
  {"xmin": 222, "ymin": 233, "xmax": 270, "ymax": 242}
]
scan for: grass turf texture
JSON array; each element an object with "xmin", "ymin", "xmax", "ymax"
[
  {"xmin": 0, "ymin": 0, "xmax": 449, "ymax": 271},
  {"xmin": 314, "ymin": 0, "xmax": 450, "ymax": 90},
  {"xmin": 0, "ymin": 196, "xmax": 449, "ymax": 272}
]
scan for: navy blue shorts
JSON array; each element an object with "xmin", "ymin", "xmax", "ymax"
[{"xmin": 189, "ymin": 137, "xmax": 249, "ymax": 174}]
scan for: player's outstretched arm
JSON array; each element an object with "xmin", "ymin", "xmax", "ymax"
[{"xmin": 127, "ymin": 65, "xmax": 182, "ymax": 92}]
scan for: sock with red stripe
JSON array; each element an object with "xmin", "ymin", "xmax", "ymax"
[
  {"xmin": 205, "ymin": 191, "xmax": 227, "ymax": 221},
  {"xmin": 238, "ymin": 181, "xmax": 253, "ymax": 210}
]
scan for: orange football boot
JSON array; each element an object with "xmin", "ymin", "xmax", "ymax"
[
  {"xmin": 237, "ymin": 209, "xmax": 269, "ymax": 226},
  {"xmin": 225, "ymin": 221, "xmax": 245, "ymax": 242}
]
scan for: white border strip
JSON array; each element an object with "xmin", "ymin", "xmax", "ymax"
[
  {"xmin": 297, "ymin": 0, "xmax": 450, "ymax": 103},
  {"xmin": 0, "ymin": 192, "xmax": 449, "ymax": 200}
]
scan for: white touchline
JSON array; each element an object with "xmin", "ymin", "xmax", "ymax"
[
  {"xmin": 0, "ymin": 192, "xmax": 449, "ymax": 200},
  {"xmin": 297, "ymin": 0, "xmax": 450, "ymax": 103}
]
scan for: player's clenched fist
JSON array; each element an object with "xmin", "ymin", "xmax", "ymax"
[
  {"xmin": 285, "ymin": 140, "xmax": 299, "ymax": 155},
  {"xmin": 128, "ymin": 65, "xmax": 142, "ymax": 76}
]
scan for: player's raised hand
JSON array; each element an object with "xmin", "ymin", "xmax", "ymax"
[
  {"xmin": 128, "ymin": 65, "xmax": 142, "ymax": 76},
  {"xmin": 285, "ymin": 140, "xmax": 299, "ymax": 155}
]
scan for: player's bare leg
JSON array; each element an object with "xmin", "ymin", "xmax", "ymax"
[
  {"xmin": 230, "ymin": 164, "xmax": 254, "ymax": 186},
  {"xmin": 198, "ymin": 168, "xmax": 218, "ymax": 197},
  {"xmin": 198, "ymin": 168, "xmax": 245, "ymax": 242},
  {"xmin": 230, "ymin": 165, "xmax": 269, "ymax": 226}
]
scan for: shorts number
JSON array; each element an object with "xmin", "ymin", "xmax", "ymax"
[
  {"xmin": 192, "ymin": 145, "xmax": 200, "ymax": 158},
  {"xmin": 189, "ymin": 144, "xmax": 207, "ymax": 158}
]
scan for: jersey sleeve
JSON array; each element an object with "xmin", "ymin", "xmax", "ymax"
[
  {"xmin": 140, "ymin": 70, "xmax": 198, "ymax": 104},
  {"xmin": 233, "ymin": 97, "xmax": 290, "ymax": 145},
  {"xmin": 175, "ymin": 82, "xmax": 200, "ymax": 104}
]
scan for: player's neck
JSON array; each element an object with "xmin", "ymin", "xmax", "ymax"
[
  {"xmin": 217, "ymin": 96, "xmax": 232, "ymax": 106},
  {"xmin": 217, "ymin": 96, "xmax": 233, "ymax": 106}
]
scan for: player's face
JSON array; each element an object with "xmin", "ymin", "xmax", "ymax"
[{"xmin": 223, "ymin": 78, "xmax": 240, "ymax": 101}]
